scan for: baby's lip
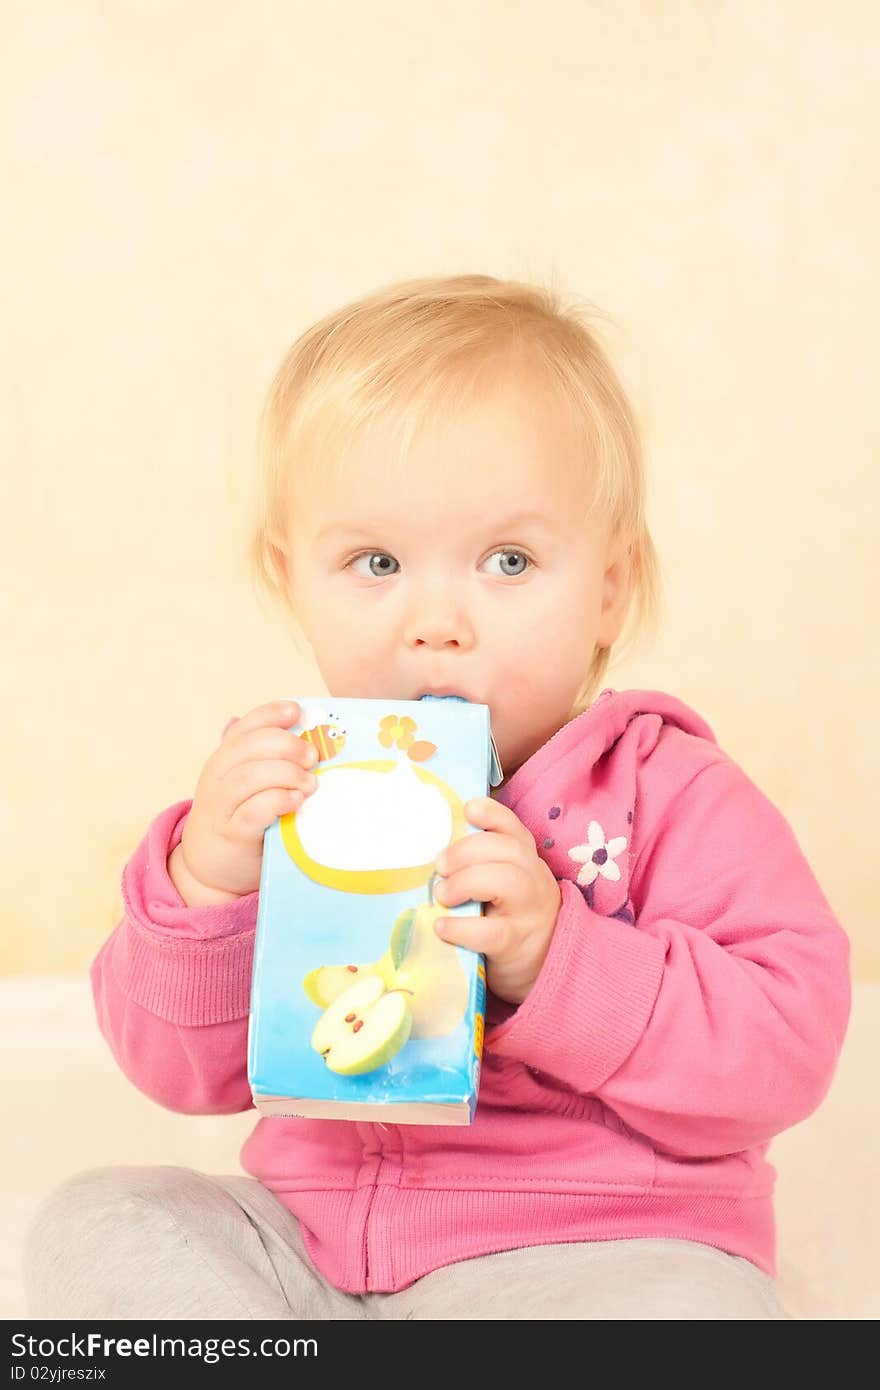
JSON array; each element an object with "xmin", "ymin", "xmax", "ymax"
[{"xmin": 415, "ymin": 686, "xmax": 475, "ymax": 701}]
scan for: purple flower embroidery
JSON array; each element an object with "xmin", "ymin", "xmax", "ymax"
[{"xmin": 567, "ymin": 821, "xmax": 628, "ymax": 887}]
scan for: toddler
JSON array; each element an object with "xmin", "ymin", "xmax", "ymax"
[{"xmin": 24, "ymin": 274, "xmax": 850, "ymax": 1320}]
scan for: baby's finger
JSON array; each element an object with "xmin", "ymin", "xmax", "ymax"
[
  {"xmin": 221, "ymin": 758, "xmax": 319, "ymax": 816},
  {"xmin": 432, "ymin": 914, "xmax": 500, "ymax": 955},
  {"xmin": 231, "ymin": 785, "xmax": 310, "ymax": 836},
  {"xmin": 463, "ymin": 797, "xmax": 533, "ymax": 847},
  {"xmin": 433, "ymin": 861, "xmax": 526, "ymax": 912},
  {"xmin": 435, "ymin": 829, "xmax": 524, "ymax": 878},
  {"xmin": 220, "ymin": 700, "xmax": 301, "ymax": 746},
  {"xmin": 217, "ymin": 726, "xmax": 319, "ymax": 778}
]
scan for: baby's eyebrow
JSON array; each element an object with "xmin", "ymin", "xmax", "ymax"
[{"xmin": 318, "ymin": 511, "xmax": 555, "ymax": 540}]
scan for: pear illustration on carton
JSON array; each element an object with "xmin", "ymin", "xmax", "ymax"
[{"xmin": 386, "ymin": 877, "xmax": 469, "ymax": 1037}]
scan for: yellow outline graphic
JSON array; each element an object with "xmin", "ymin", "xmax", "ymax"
[{"xmin": 280, "ymin": 759, "xmax": 467, "ymax": 894}]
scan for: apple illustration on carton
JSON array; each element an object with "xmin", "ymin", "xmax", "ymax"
[
  {"xmin": 310, "ymin": 975, "xmax": 413, "ymax": 1076},
  {"xmin": 302, "ymin": 961, "xmax": 389, "ymax": 1006}
]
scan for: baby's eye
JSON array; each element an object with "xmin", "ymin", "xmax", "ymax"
[
  {"xmin": 348, "ymin": 552, "xmax": 400, "ymax": 578},
  {"xmin": 347, "ymin": 549, "xmax": 532, "ymax": 578},
  {"xmin": 483, "ymin": 549, "xmax": 532, "ymax": 578}
]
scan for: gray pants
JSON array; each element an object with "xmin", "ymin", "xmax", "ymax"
[{"xmin": 22, "ymin": 1165, "xmax": 790, "ymax": 1320}]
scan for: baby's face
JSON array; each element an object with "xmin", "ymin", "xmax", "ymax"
[{"xmin": 281, "ymin": 366, "xmax": 630, "ymax": 785}]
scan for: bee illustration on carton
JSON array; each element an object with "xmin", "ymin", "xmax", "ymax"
[
  {"xmin": 296, "ymin": 714, "xmax": 348, "ymax": 762},
  {"xmin": 281, "ymin": 703, "xmax": 472, "ymax": 1076}
]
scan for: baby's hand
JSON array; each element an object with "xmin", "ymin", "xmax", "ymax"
[
  {"xmin": 174, "ymin": 700, "xmax": 320, "ymax": 902},
  {"xmin": 432, "ymin": 798, "xmax": 562, "ymax": 1006}
]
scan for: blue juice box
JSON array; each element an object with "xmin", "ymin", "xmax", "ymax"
[{"xmin": 247, "ymin": 694, "xmax": 503, "ymax": 1124}]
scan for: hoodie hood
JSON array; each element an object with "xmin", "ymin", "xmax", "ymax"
[
  {"xmin": 485, "ymin": 685, "xmax": 724, "ymax": 940},
  {"xmin": 494, "ymin": 687, "xmax": 718, "ymax": 813}
]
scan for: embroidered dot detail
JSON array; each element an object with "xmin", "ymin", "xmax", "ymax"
[
  {"xmin": 542, "ymin": 838, "xmax": 555, "ymax": 849},
  {"xmin": 627, "ymin": 810, "xmax": 633, "ymax": 824},
  {"xmin": 548, "ymin": 806, "xmax": 561, "ymax": 820}
]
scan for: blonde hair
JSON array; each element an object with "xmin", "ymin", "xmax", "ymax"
[{"xmin": 248, "ymin": 273, "xmax": 663, "ymax": 718}]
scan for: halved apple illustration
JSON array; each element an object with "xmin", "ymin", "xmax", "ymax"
[{"xmin": 310, "ymin": 975, "xmax": 413, "ymax": 1075}]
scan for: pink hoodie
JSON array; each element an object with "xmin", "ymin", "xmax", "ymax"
[{"xmin": 91, "ymin": 689, "xmax": 851, "ymax": 1291}]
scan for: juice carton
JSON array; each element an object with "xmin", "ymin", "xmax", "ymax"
[{"xmin": 247, "ymin": 694, "xmax": 503, "ymax": 1124}]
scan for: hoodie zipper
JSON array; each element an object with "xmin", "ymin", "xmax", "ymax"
[
  {"xmin": 358, "ymin": 699, "xmax": 615, "ymax": 1285},
  {"xmin": 363, "ymin": 1121, "xmax": 397, "ymax": 1289}
]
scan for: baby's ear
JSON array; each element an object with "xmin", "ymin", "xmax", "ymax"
[
  {"xmin": 597, "ymin": 535, "xmax": 633, "ymax": 648},
  {"xmin": 271, "ymin": 543, "xmax": 290, "ymax": 587}
]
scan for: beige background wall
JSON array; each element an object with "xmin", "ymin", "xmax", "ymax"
[{"xmin": 2, "ymin": 2, "xmax": 877, "ymax": 980}]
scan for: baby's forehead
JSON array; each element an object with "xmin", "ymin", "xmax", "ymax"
[
  {"xmin": 286, "ymin": 376, "xmax": 598, "ymax": 540},
  {"xmin": 305, "ymin": 393, "xmax": 589, "ymax": 489}
]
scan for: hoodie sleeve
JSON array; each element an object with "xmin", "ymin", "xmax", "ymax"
[
  {"xmin": 484, "ymin": 756, "xmax": 852, "ymax": 1158},
  {"xmin": 90, "ymin": 799, "xmax": 259, "ymax": 1115}
]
